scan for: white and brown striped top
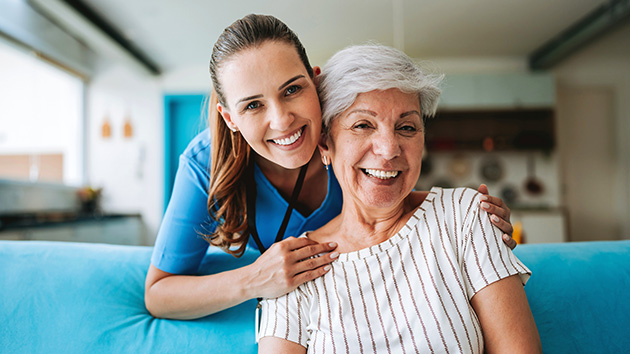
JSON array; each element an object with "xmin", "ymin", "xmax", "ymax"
[{"xmin": 259, "ymin": 187, "xmax": 531, "ymax": 353}]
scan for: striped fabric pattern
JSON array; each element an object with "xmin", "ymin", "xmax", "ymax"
[{"xmin": 259, "ymin": 187, "xmax": 531, "ymax": 353}]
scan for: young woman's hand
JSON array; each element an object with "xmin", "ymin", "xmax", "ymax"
[
  {"xmin": 247, "ymin": 237, "xmax": 338, "ymax": 299},
  {"xmin": 477, "ymin": 184, "xmax": 517, "ymax": 250}
]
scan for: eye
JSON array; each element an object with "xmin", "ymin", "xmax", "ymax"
[
  {"xmin": 399, "ymin": 125, "xmax": 417, "ymax": 132},
  {"xmin": 244, "ymin": 101, "xmax": 261, "ymax": 111},
  {"xmin": 284, "ymin": 85, "xmax": 301, "ymax": 96},
  {"xmin": 353, "ymin": 122, "xmax": 372, "ymax": 130}
]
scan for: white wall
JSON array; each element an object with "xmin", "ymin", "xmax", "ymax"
[
  {"xmin": 86, "ymin": 63, "xmax": 163, "ymax": 243},
  {"xmin": 552, "ymin": 22, "xmax": 630, "ymax": 241},
  {"xmin": 85, "ymin": 60, "xmax": 212, "ymax": 245}
]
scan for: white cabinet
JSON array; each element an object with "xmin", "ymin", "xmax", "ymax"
[{"xmin": 440, "ymin": 73, "xmax": 555, "ymax": 110}]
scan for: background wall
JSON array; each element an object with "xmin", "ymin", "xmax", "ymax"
[
  {"xmin": 4, "ymin": 0, "xmax": 626, "ymax": 244},
  {"xmin": 553, "ymin": 22, "xmax": 630, "ymax": 241},
  {"xmin": 85, "ymin": 30, "xmax": 629, "ymax": 244},
  {"xmin": 86, "ymin": 63, "xmax": 163, "ymax": 239}
]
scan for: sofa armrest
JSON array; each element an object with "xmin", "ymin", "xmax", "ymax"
[{"xmin": 0, "ymin": 240, "xmax": 259, "ymax": 354}]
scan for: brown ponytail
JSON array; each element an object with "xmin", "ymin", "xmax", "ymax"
[
  {"xmin": 202, "ymin": 89, "xmax": 251, "ymax": 256},
  {"xmin": 203, "ymin": 14, "xmax": 313, "ymax": 257}
]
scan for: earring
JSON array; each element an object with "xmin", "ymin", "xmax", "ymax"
[
  {"xmin": 229, "ymin": 126, "xmax": 237, "ymax": 133},
  {"xmin": 322, "ymin": 155, "xmax": 329, "ymax": 171}
]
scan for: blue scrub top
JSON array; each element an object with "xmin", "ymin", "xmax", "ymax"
[{"xmin": 151, "ymin": 129, "xmax": 343, "ymax": 274}]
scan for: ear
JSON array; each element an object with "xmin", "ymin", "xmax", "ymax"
[
  {"xmin": 318, "ymin": 130, "xmax": 331, "ymax": 161},
  {"xmin": 217, "ymin": 103, "xmax": 237, "ymax": 131},
  {"xmin": 312, "ymin": 66, "xmax": 321, "ymax": 86}
]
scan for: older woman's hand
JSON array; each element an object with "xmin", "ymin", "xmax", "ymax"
[{"xmin": 477, "ymin": 184, "xmax": 517, "ymax": 250}]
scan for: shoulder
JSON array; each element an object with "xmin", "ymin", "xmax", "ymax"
[
  {"xmin": 409, "ymin": 187, "xmax": 479, "ymax": 210},
  {"xmin": 181, "ymin": 128, "xmax": 212, "ymax": 168},
  {"xmin": 432, "ymin": 187, "xmax": 480, "ymax": 209}
]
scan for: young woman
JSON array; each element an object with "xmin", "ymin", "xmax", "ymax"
[{"xmin": 144, "ymin": 14, "xmax": 516, "ymax": 320}]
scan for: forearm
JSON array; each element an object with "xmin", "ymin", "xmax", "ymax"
[{"xmin": 145, "ymin": 264, "xmax": 258, "ymax": 320}]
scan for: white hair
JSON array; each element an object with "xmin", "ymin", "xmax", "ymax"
[{"xmin": 318, "ymin": 44, "xmax": 443, "ymax": 130}]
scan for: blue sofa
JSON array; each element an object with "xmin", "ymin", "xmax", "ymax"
[{"xmin": 1, "ymin": 240, "xmax": 629, "ymax": 353}]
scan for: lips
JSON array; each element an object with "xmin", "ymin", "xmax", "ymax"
[
  {"xmin": 362, "ymin": 168, "xmax": 400, "ymax": 179},
  {"xmin": 271, "ymin": 126, "xmax": 304, "ymax": 146}
]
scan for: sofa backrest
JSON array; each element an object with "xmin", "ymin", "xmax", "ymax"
[
  {"xmin": 1, "ymin": 239, "xmax": 629, "ymax": 353},
  {"xmin": 514, "ymin": 240, "xmax": 630, "ymax": 353}
]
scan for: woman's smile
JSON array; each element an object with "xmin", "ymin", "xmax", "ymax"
[
  {"xmin": 269, "ymin": 126, "xmax": 306, "ymax": 148},
  {"xmin": 362, "ymin": 168, "xmax": 400, "ymax": 180}
]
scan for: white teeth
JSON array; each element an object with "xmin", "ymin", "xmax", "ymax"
[
  {"xmin": 273, "ymin": 128, "xmax": 302, "ymax": 146},
  {"xmin": 364, "ymin": 169, "xmax": 399, "ymax": 179}
]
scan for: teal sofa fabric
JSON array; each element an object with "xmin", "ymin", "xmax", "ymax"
[{"xmin": 1, "ymin": 240, "xmax": 629, "ymax": 353}]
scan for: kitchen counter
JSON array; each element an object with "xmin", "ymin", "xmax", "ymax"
[
  {"xmin": 0, "ymin": 212, "xmax": 141, "ymax": 231},
  {"xmin": 0, "ymin": 213, "xmax": 146, "ymax": 246}
]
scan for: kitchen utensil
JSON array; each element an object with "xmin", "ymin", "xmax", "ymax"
[
  {"xmin": 500, "ymin": 184, "xmax": 519, "ymax": 206},
  {"xmin": 480, "ymin": 156, "xmax": 503, "ymax": 183},
  {"xmin": 448, "ymin": 154, "xmax": 472, "ymax": 179},
  {"xmin": 524, "ymin": 154, "xmax": 544, "ymax": 195}
]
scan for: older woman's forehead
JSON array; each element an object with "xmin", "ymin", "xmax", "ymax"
[{"xmin": 350, "ymin": 89, "xmax": 420, "ymax": 111}]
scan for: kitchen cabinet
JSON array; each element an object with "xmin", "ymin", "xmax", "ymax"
[
  {"xmin": 440, "ymin": 73, "xmax": 555, "ymax": 110},
  {"xmin": 512, "ymin": 209, "xmax": 567, "ymax": 244},
  {"xmin": 0, "ymin": 215, "xmax": 145, "ymax": 245}
]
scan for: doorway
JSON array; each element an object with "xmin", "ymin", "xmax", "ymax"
[{"xmin": 163, "ymin": 94, "xmax": 208, "ymax": 212}]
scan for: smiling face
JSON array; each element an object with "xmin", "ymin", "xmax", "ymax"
[
  {"xmin": 216, "ymin": 40, "xmax": 322, "ymax": 171},
  {"xmin": 321, "ymin": 88, "xmax": 424, "ymax": 211}
]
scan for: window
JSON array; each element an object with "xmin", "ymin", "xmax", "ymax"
[{"xmin": 0, "ymin": 38, "xmax": 84, "ymax": 186}]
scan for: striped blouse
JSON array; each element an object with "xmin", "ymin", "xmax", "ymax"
[{"xmin": 258, "ymin": 187, "xmax": 531, "ymax": 353}]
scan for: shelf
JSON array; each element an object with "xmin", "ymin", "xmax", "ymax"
[{"xmin": 425, "ymin": 108, "xmax": 555, "ymax": 151}]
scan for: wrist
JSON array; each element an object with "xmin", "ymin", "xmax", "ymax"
[{"xmin": 239, "ymin": 263, "xmax": 261, "ymax": 300}]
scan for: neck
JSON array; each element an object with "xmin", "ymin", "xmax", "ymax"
[
  {"xmin": 312, "ymin": 192, "xmax": 427, "ymax": 253},
  {"xmin": 255, "ymin": 151, "xmax": 328, "ymax": 216}
]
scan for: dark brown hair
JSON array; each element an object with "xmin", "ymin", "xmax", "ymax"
[{"xmin": 204, "ymin": 14, "xmax": 313, "ymax": 257}]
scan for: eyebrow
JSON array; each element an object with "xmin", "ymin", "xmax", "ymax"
[
  {"xmin": 236, "ymin": 94, "xmax": 263, "ymax": 106},
  {"xmin": 278, "ymin": 75, "xmax": 305, "ymax": 91},
  {"xmin": 235, "ymin": 75, "xmax": 306, "ymax": 106},
  {"xmin": 348, "ymin": 109, "xmax": 422, "ymax": 118}
]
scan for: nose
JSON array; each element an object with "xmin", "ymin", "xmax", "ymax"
[
  {"xmin": 268, "ymin": 102, "xmax": 295, "ymax": 132},
  {"xmin": 372, "ymin": 129, "xmax": 401, "ymax": 160}
]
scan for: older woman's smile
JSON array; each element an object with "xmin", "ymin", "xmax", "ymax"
[{"xmin": 362, "ymin": 168, "xmax": 400, "ymax": 179}]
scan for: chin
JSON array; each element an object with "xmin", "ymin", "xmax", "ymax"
[
  {"xmin": 277, "ymin": 154, "xmax": 313, "ymax": 170},
  {"xmin": 360, "ymin": 193, "xmax": 405, "ymax": 209}
]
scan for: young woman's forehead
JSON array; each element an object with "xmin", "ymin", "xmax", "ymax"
[{"xmin": 220, "ymin": 42, "xmax": 311, "ymax": 103}]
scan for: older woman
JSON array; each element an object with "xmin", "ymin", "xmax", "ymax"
[{"xmin": 257, "ymin": 44, "xmax": 540, "ymax": 353}]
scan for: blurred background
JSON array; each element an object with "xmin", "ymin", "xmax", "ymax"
[{"xmin": 1, "ymin": 0, "xmax": 628, "ymax": 246}]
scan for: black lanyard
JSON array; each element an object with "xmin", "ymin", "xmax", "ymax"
[{"xmin": 245, "ymin": 161, "xmax": 309, "ymax": 254}]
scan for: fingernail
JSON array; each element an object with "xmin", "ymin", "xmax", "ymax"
[
  {"xmin": 329, "ymin": 242, "xmax": 337, "ymax": 248},
  {"xmin": 479, "ymin": 195, "xmax": 488, "ymax": 201},
  {"xmin": 324, "ymin": 265, "xmax": 331, "ymax": 271},
  {"xmin": 503, "ymin": 234, "xmax": 510, "ymax": 240},
  {"xmin": 330, "ymin": 252, "xmax": 339, "ymax": 259},
  {"xmin": 481, "ymin": 202, "xmax": 490, "ymax": 209},
  {"xmin": 491, "ymin": 215, "xmax": 500, "ymax": 223}
]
